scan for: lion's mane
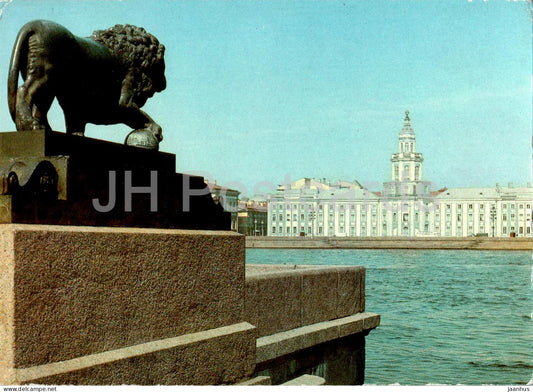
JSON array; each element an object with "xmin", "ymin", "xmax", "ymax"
[{"xmin": 91, "ymin": 24, "xmax": 165, "ymax": 101}]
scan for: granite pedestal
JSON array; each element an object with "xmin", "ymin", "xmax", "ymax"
[{"xmin": 0, "ymin": 224, "xmax": 255, "ymax": 385}]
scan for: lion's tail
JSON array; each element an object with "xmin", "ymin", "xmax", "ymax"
[{"xmin": 8, "ymin": 22, "xmax": 35, "ymax": 123}]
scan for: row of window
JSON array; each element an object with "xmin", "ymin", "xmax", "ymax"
[
  {"xmin": 444, "ymin": 203, "xmax": 531, "ymax": 210},
  {"xmin": 272, "ymin": 224, "xmax": 531, "ymax": 235},
  {"xmin": 273, "ymin": 202, "xmax": 532, "ymax": 211},
  {"xmin": 272, "ymin": 211, "xmax": 531, "ymax": 223},
  {"xmin": 451, "ymin": 213, "xmax": 531, "ymax": 221},
  {"xmin": 271, "ymin": 225, "xmax": 369, "ymax": 235},
  {"xmin": 393, "ymin": 164, "xmax": 420, "ymax": 181},
  {"xmin": 272, "ymin": 203, "xmax": 361, "ymax": 211},
  {"xmin": 272, "ymin": 211, "xmax": 532, "ymax": 227}
]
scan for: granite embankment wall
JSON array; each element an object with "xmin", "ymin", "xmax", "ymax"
[
  {"xmin": 245, "ymin": 264, "xmax": 379, "ymax": 385},
  {"xmin": 245, "ymin": 265, "xmax": 366, "ymax": 338},
  {"xmin": 246, "ymin": 236, "xmax": 533, "ymax": 250}
]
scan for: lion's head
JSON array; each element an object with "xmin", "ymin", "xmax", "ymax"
[{"xmin": 91, "ymin": 24, "xmax": 166, "ymax": 107}]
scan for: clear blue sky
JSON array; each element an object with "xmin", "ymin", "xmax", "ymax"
[{"xmin": 0, "ymin": 0, "xmax": 530, "ymax": 198}]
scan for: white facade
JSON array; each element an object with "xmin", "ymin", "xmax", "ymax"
[{"xmin": 267, "ymin": 112, "xmax": 532, "ymax": 238}]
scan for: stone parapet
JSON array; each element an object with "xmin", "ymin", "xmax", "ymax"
[
  {"xmin": 246, "ymin": 264, "xmax": 379, "ymax": 385},
  {"xmin": 245, "ymin": 265, "xmax": 365, "ymax": 337}
]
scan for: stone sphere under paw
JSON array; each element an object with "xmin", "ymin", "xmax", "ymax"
[{"xmin": 125, "ymin": 129, "xmax": 160, "ymax": 151}]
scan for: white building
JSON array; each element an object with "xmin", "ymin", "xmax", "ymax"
[{"xmin": 267, "ymin": 111, "xmax": 532, "ymax": 237}]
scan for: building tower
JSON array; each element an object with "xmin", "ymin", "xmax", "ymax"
[
  {"xmin": 382, "ymin": 111, "xmax": 433, "ymax": 236},
  {"xmin": 383, "ymin": 111, "xmax": 430, "ymax": 197},
  {"xmin": 392, "ymin": 110, "xmax": 423, "ymax": 183}
]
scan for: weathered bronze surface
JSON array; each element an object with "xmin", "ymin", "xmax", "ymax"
[
  {"xmin": 2, "ymin": 20, "xmax": 229, "ymax": 229},
  {"xmin": 8, "ymin": 20, "xmax": 166, "ymax": 149}
]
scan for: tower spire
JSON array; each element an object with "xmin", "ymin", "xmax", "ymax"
[
  {"xmin": 400, "ymin": 109, "xmax": 414, "ymax": 136},
  {"xmin": 391, "ymin": 110, "xmax": 423, "ymax": 182}
]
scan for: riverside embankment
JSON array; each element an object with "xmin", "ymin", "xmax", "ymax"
[{"xmin": 246, "ymin": 236, "xmax": 532, "ymax": 250}]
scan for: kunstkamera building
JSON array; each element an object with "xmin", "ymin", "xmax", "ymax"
[{"xmin": 267, "ymin": 112, "xmax": 532, "ymax": 238}]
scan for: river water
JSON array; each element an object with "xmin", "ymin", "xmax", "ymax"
[{"xmin": 245, "ymin": 248, "xmax": 532, "ymax": 385}]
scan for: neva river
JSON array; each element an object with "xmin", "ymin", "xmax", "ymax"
[{"xmin": 246, "ymin": 249, "xmax": 532, "ymax": 385}]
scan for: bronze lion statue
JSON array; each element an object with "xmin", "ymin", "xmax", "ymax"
[{"xmin": 8, "ymin": 20, "xmax": 166, "ymax": 146}]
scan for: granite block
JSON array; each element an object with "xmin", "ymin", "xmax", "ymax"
[
  {"xmin": 237, "ymin": 376, "xmax": 272, "ymax": 385},
  {"xmin": 300, "ymin": 268, "xmax": 338, "ymax": 326},
  {"xmin": 363, "ymin": 313, "xmax": 380, "ymax": 331},
  {"xmin": 0, "ymin": 228, "xmax": 14, "ymax": 384},
  {"xmin": 272, "ymin": 329, "xmax": 305, "ymax": 359},
  {"xmin": 16, "ymin": 323, "xmax": 255, "ymax": 385},
  {"xmin": 255, "ymin": 312, "xmax": 380, "ymax": 366},
  {"xmin": 1, "ymin": 224, "xmax": 244, "ymax": 369},
  {"xmin": 360, "ymin": 269, "xmax": 366, "ymax": 312},
  {"xmin": 255, "ymin": 334, "xmax": 280, "ymax": 364},
  {"xmin": 337, "ymin": 315, "xmax": 365, "ymax": 338},
  {"xmin": 245, "ymin": 272, "xmax": 301, "ymax": 337},
  {"xmin": 245, "ymin": 265, "xmax": 369, "ymax": 336},
  {"xmin": 336, "ymin": 267, "xmax": 364, "ymax": 318},
  {"xmin": 282, "ymin": 374, "xmax": 326, "ymax": 385},
  {"xmin": 298, "ymin": 321, "xmax": 339, "ymax": 348}
]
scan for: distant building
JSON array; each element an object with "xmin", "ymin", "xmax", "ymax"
[
  {"xmin": 267, "ymin": 111, "xmax": 532, "ymax": 237},
  {"xmin": 238, "ymin": 200, "xmax": 268, "ymax": 236},
  {"xmin": 206, "ymin": 181, "xmax": 240, "ymax": 231}
]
